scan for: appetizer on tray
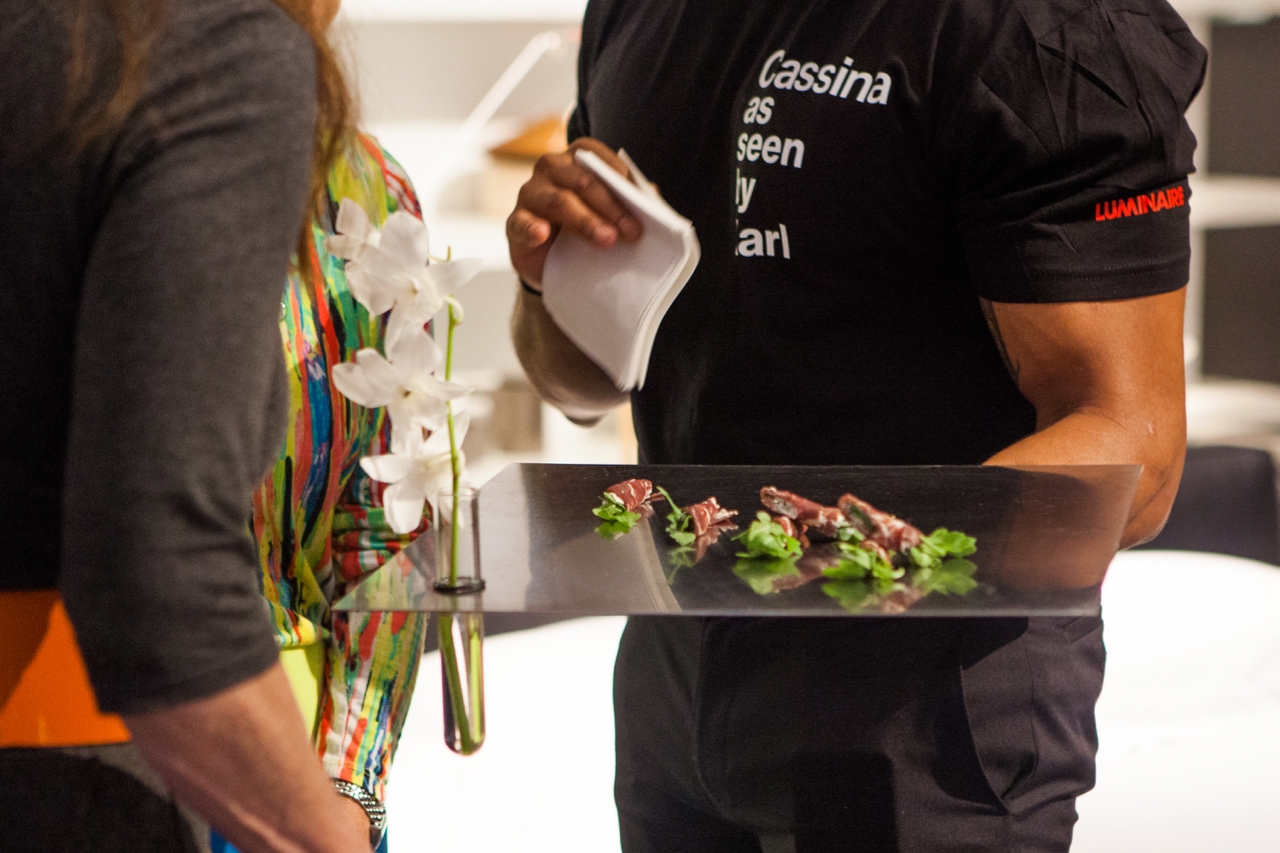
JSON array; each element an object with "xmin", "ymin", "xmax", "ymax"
[{"xmin": 594, "ymin": 478, "xmax": 980, "ymax": 614}]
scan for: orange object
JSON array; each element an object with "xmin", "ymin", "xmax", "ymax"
[
  {"xmin": 488, "ymin": 115, "xmax": 568, "ymax": 161},
  {"xmin": 0, "ymin": 590, "xmax": 131, "ymax": 747}
]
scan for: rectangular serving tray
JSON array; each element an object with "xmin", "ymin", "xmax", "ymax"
[{"xmin": 335, "ymin": 463, "xmax": 1139, "ymax": 617}]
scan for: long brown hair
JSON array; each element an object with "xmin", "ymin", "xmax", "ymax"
[
  {"xmin": 265, "ymin": 0, "xmax": 355, "ymax": 259},
  {"xmin": 65, "ymin": 0, "xmax": 353, "ymax": 262},
  {"xmin": 63, "ymin": 0, "xmax": 164, "ymax": 152}
]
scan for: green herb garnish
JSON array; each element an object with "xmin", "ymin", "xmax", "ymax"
[
  {"xmin": 654, "ymin": 485, "xmax": 696, "ymax": 546},
  {"xmin": 822, "ymin": 540, "xmax": 903, "ymax": 583},
  {"xmin": 593, "ymin": 491, "xmax": 641, "ymax": 538},
  {"xmin": 908, "ymin": 528, "xmax": 977, "ymax": 569},
  {"xmin": 834, "ymin": 524, "xmax": 865, "ymax": 543},
  {"xmin": 733, "ymin": 511, "xmax": 803, "ymax": 560}
]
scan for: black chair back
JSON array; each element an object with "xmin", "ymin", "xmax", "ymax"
[{"xmin": 1136, "ymin": 445, "xmax": 1280, "ymax": 564}]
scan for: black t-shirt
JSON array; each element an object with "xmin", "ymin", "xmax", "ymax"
[{"xmin": 571, "ymin": 0, "xmax": 1205, "ymax": 466}]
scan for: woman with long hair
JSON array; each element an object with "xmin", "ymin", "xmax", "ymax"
[{"xmin": 0, "ymin": 0, "xmax": 373, "ymax": 849}]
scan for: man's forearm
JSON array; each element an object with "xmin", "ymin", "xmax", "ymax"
[
  {"xmin": 980, "ymin": 290, "xmax": 1187, "ymax": 550},
  {"xmin": 985, "ymin": 407, "xmax": 1185, "ymax": 549},
  {"xmin": 511, "ymin": 286, "xmax": 629, "ymax": 423},
  {"xmin": 125, "ymin": 663, "xmax": 368, "ymax": 853}
]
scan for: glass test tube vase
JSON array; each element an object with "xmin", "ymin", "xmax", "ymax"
[{"xmin": 434, "ymin": 489, "xmax": 485, "ymax": 755}]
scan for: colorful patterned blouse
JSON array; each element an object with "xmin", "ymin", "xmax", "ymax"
[{"xmin": 250, "ymin": 133, "xmax": 427, "ymax": 800}]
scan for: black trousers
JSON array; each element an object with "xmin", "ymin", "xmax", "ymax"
[
  {"xmin": 0, "ymin": 743, "xmax": 207, "ymax": 853},
  {"xmin": 614, "ymin": 611, "xmax": 1105, "ymax": 853}
]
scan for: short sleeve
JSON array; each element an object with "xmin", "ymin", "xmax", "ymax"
[
  {"xmin": 935, "ymin": 0, "xmax": 1207, "ymax": 303},
  {"xmin": 59, "ymin": 0, "xmax": 317, "ymax": 714}
]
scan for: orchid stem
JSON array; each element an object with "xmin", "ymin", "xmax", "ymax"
[
  {"xmin": 437, "ymin": 614, "xmax": 477, "ymax": 754},
  {"xmin": 439, "ymin": 294, "xmax": 481, "ymax": 754},
  {"xmin": 444, "ymin": 300, "xmax": 456, "ymax": 381},
  {"xmin": 466, "ymin": 614, "xmax": 484, "ymax": 742},
  {"xmin": 445, "ymin": 301, "xmax": 462, "ymax": 585}
]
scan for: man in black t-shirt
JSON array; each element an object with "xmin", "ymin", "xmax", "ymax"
[{"xmin": 508, "ymin": 1, "xmax": 1204, "ymax": 850}]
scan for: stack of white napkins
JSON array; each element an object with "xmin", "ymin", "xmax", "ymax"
[{"xmin": 542, "ymin": 149, "xmax": 700, "ymax": 391}]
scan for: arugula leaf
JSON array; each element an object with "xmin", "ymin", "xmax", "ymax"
[
  {"xmin": 822, "ymin": 540, "xmax": 903, "ymax": 583},
  {"xmin": 654, "ymin": 485, "xmax": 697, "ymax": 545},
  {"xmin": 733, "ymin": 511, "xmax": 802, "ymax": 560},
  {"xmin": 729, "ymin": 513, "xmax": 803, "ymax": 594},
  {"xmin": 596, "ymin": 519, "xmax": 636, "ymax": 539},
  {"xmin": 593, "ymin": 491, "xmax": 641, "ymax": 538},
  {"xmin": 930, "ymin": 529, "xmax": 978, "ymax": 557},
  {"xmin": 842, "ymin": 501, "xmax": 874, "ymax": 532},
  {"xmin": 834, "ymin": 524, "xmax": 865, "ymax": 543},
  {"xmin": 909, "ymin": 527, "xmax": 977, "ymax": 568},
  {"xmin": 732, "ymin": 555, "xmax": 800, "ymax": 595}
]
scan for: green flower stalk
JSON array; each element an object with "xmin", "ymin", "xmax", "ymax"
[
  {"xmin": 437, "ymin": 296, "xmax": 485, "ymax": 755},
  {"xmin": 445, "ymin": 299, "xmax": 463, "ymax": 585}
]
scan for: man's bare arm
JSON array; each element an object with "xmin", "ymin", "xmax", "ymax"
[
  {"xmin": 982, "ymin": 288, "xmax": 1187, "ymax": 548},
  {"xmin": 511, "ymin": 286, "xmax": 629, "ymax": 423},
  {"xmin": 125, "ymin": 663, "xmax": 370, "ymax": 853},
  {"xmin": 507, "ymin": 137, "xmax": 640, "ymax": 421}
]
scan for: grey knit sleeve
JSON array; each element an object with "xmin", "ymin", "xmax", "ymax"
[{"xmin": 59, "ymin": 0, "xmax": 317, "ymax": 715}]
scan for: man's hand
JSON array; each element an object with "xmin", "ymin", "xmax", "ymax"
[
  {"xmin": 508, "ymin": 137, "xmax": 638, "ymax": 423},
  {"xmin": 982, "ymin": 288, "xmax": 1188, "ymax": 548},
  {"xmin": 507, "ymin": 137, "xmax": 642, "ymax": 290}
]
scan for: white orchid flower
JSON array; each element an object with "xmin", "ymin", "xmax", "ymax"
[
  {"xmin": 325, "ymin": 199, "xmax": 379, "ymax": 261},
  {"xmin": 326, "ymin": 198, "xmax": 484, "ymax": 535},
  {"xmin": 361, "ymin": 411, "xmax": 471, "ymax": 535},
  {"xmin": 331, "ymin": 328, "xmax": 470, "ymax": 442},
  {"xmin": 328, "ymin": 201, "xmax": 483, "ymax": 343},
  {"xmin": 382, "ymin": 253, "xmax": 484, "ymax": 353}
]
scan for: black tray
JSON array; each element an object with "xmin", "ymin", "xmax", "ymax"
[{"xmin": 335, "ymin": 463, "xmax": 1139, "ymax": 618}]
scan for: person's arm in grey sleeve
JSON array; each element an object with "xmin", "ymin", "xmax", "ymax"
[{"xmin": 56, "ymin": 4, "xmax": 368, "ymax": 850}]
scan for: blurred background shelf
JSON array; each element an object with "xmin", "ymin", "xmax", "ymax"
[
  {"xmin": 1172, "ymin": 0, "xmax": 1280, "ymax": 22},
  {"xmin": 1189, "ymin": 175, "xmax": 1280, "ymax": 228}
]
